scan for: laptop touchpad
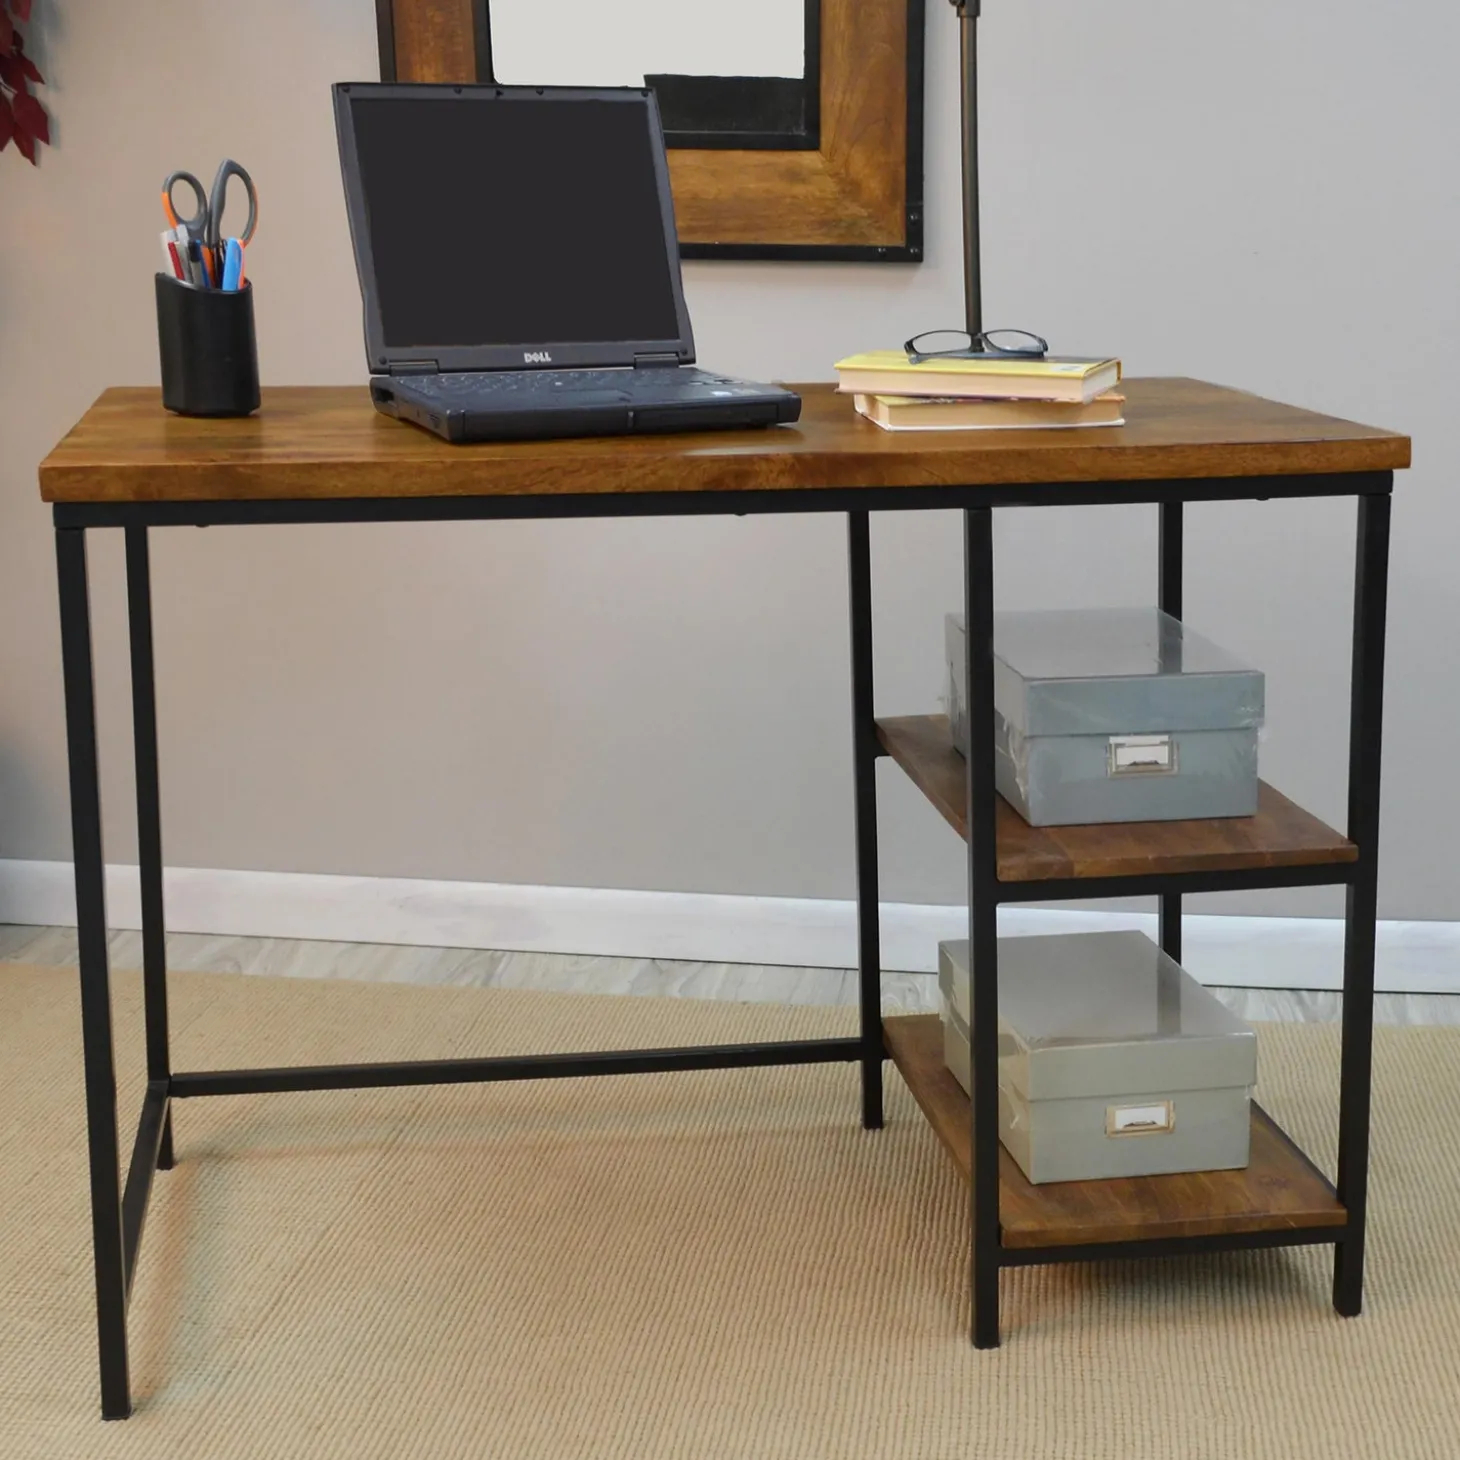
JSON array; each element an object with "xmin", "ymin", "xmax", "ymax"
[{"xmin": 561, "ymin": 388, "xmax": 633, "ymax": 405}]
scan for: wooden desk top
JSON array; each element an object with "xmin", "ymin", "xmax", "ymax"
[{"xmin": 40, "ymin": 378, "xmax": 1409, "ymax": 505}]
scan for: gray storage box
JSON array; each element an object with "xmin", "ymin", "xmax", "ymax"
[
  {"xmin": 938, "ymin": 931, "xmax": 1256, "ymax": 1184},
  {"xmin": 946, "ymin": 608, "xmax": 1264, "ymax": 826}
]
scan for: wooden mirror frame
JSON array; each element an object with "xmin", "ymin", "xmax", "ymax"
[{"xmin": 375, "ymin": 0, "xmax": 925, "ymax": 261}]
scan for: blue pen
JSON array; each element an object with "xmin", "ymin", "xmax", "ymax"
[{"xmin": 221, "ymin": 237, "xmax": 244, "ymax": 292}]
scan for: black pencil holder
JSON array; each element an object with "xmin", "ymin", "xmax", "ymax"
[{"xmin": 155, "ymin": 273, "xmax": 260, "ymax": 417}]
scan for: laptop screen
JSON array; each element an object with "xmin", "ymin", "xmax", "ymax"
[{"xmin": 347, "ymin": 92, "xmax": 685, "ymax": 355}]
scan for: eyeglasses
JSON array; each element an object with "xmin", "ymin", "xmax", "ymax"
[{"xmin": 903, "ymin": 329, "xmax": 1049, "ymax": 365}]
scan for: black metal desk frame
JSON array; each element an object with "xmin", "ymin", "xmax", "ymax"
[{"xmin": 54, "ymin": 466, "xmax": 1390, "ymax": 1418}]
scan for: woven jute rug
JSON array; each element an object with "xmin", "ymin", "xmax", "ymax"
[{"xmin": 2, "ymin": 961, "xmax": 1457, "ymax": 1460}]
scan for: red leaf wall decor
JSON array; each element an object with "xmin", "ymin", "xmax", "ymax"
[
  {"xmin": 1, "ymin": 0, "xmax": 48, "ymax": 164},
  {"xmin": 12, "ymin": 86, "xmax": 44, "ymax": 144}
]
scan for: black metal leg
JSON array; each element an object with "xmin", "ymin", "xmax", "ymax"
[
  {"xmin": 847, "ymin": 512, "xmax": 884, "ymax": 1129},
  {"xmin": 963, "ymin": 507, "xmax": 1001, "ymax": 1347},
  {"xmin": 126, "ymin": 527, "xmax": 173, "ymax": 1171},
  {"xmin": 1158, "ymin": 501, "xmax": 1183, "ymax": 963},
  {"xmin": 57, "ymin": 527, "xmax": 132, "ymax": 1420},
  {"xmin": 1333, "ymin": 491, "xmax": 1390, "ymax": 1317},
  {"xmin": 1157, "ymin": 898, "xmax": 1182, "ymax": 964}
]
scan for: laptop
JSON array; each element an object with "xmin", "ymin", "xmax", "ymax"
[{"xmin": 332, "ymin": 83, "xmax": 802, "ymax": 443}]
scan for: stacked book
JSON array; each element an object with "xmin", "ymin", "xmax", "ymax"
[{"xmin": 833, "ymin": 350, "xmax": 1124, "ymax": 432}]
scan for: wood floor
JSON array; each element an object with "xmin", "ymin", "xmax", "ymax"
[{"xmin": 3, "ymin": 923, "xmax": 1460, "ymax": 1025}]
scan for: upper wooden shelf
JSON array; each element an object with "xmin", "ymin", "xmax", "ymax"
[
  {"xmin": 883, "ymin": 1013, "xmax": 1346, "ymax": 1249},
  {"xmin": 876, "ymin": 714, "xmax": 1357, "ymax": 884},
  {"xmin": 39, "ymin": 378, "xmax": 1409, "ymax": 504}
]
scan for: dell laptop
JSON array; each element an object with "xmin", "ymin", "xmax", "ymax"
[{"xmin": 333, "ymin": 83, "xmax": 801, "ymax": 443}]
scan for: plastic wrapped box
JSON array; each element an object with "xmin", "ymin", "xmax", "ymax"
[
  {"xmin": 938, "ymin": 931, "xmax": 1257, "ymax": 1184},
  {"xmin": 946, "ymin": 608, "xmax": 1265, "ymax": 826}
]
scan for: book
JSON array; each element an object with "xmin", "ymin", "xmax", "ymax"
[
  {"xmin": 854, "ymin": 391, "xmax": 1126, "ymax": 432},
  {"xmin": 833, "ymin": 350, "xmax": 1122, "ymax": 404}
]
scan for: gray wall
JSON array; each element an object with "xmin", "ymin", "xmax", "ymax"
[{"xmin": 0, "ymin": 1, "xmax": 1451, "ymax": 922}]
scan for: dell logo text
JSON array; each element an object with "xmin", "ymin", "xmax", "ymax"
[{"xmin": 523, "ymin": 351, "xmax": 553, "ymax": 364}]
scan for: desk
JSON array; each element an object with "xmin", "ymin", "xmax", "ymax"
[{"xmin": 41, "ymin": 379, "xmax": 1410, "ymax": 1417}]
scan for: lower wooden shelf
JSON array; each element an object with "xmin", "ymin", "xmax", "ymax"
[
  {"xmin": 883, "ymin": 1013, "xmax": 1346, "ymax": 1250},
  {"xmin": 875, "ymin": 714, "xmax": 1357, "ymax": 885}
]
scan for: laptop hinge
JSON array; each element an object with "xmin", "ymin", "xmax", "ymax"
[
  {"xmin": 390, "ymin": 360, "xmax": 441, "ymax": 375},
  {"xmin": 634, "ymin": 352, "xmax": 681, "ymax": 368}
]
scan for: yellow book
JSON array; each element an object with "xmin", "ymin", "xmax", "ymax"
[
  {"xmin": 854, "ymin": 391, "xmax": 1126, "ymax": 432},
  {"xmin": 834, "ymin": 350, "xmax": 1121, "ymax": 404}
]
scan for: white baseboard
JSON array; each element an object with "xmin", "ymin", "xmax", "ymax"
[{"xmin": 0, "ymin": 858, "xmax": 1455, "ymax": 993}]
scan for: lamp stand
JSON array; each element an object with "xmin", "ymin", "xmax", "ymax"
[{"xmin": 953, "ymin": 0, "xmax": 983, "ymax": 337}]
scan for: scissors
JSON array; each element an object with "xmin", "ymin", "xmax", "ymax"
[{"xmin": 161, "ymin": 158, "xmax": 259, "ymax": 285}]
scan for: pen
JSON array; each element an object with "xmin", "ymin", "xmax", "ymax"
[
  {"xmin": 172, "ymin": 226, "xmax": 199, "ymax": 285},
  {"xmin": 221, "ymin": 237, "xmax": 244, "ymax": 292},
  {"xmin": 160, "ymin": 230, "xmax": 185, "ymax": 280}
]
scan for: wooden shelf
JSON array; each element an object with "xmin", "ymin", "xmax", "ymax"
[
  {"xmin": 884, "ymin": 1014, "xmax": 1345, "ymax": 1249},
  {"xmin": 876, "ymin": 714, "xmax": 1357, "ymax": 885}
]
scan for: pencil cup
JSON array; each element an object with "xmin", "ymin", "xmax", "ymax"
[{"xmin": 155, "ymin": 273, "xmax": 260, "ymax": 417}]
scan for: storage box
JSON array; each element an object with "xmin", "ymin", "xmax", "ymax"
[
  {"xmin": 946, "ymin": 608, "xmax": 1264, "ymax": 825},
  {"xmin": 938, "ymin": 931, "xmax": 1256, "ymax": 1184}
]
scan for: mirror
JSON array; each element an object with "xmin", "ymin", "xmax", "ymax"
[{"xmin": 490, "ymin": 0, "xmax": 819, "ymax": 149}]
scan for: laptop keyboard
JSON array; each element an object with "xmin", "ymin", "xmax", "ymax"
[{"xmin": 420, "ymin": 368, "xmax": 743, "ymax": 401}]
